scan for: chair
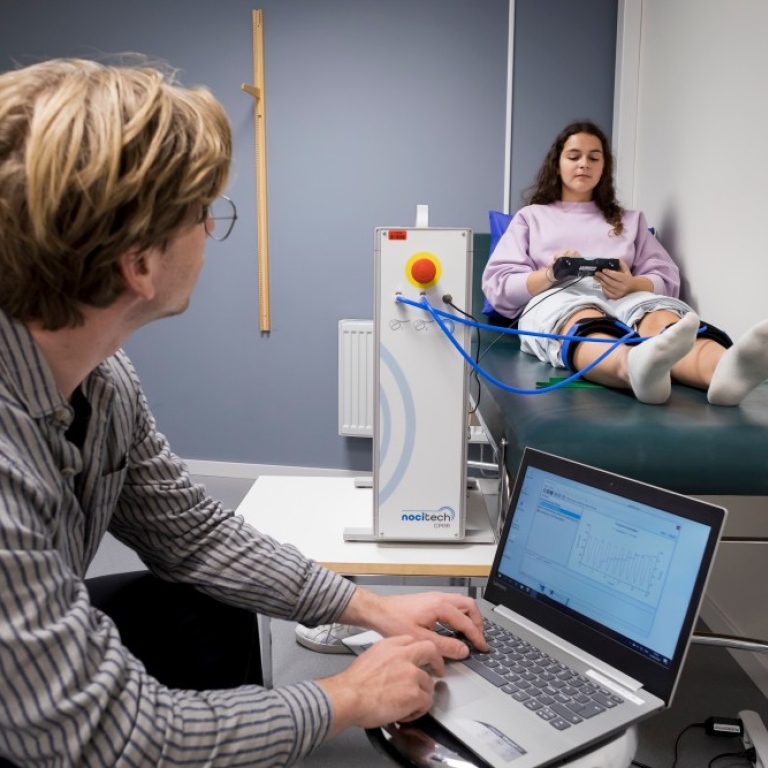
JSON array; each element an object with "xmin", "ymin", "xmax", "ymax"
[{"xmin": 366, "ymin": 718, "xmax": 638, "ymax": 767}]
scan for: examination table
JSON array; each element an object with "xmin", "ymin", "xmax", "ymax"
[{"xmin": 469, "ymin": 232, "xmax": 768, "ymax": 497}]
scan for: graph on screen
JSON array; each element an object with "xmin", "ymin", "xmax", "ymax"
[{"xmin": 569, "ymin": 513, "xmax": 675, "ymax": 606}]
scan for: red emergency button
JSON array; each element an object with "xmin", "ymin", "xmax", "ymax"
[
  {"xmin": 411, "ymin": 258, "xmax": 437, "ymax": 284},
  {"xmin": 405, "ymin": 251, "xmax": 441, "ymax": 288}
]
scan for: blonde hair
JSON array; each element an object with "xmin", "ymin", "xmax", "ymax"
[{"xmin": 0, "ymin": 57, "xmax": 232, "ymax": 329}]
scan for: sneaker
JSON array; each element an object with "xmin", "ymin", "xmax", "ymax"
[{"xmin": 294, "ymin": 623, "xmax": 366, "ymax": 654}]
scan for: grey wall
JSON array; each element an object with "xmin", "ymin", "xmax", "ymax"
[{"xmin": 1, "ymin": 0, "xmax": 617, "ymax": 472}]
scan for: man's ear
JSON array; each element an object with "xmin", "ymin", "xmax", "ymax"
[{"xmin": 118, "ymin": 247, "xmax": 156, "ymax": 300}]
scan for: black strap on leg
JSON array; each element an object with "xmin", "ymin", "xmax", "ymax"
[
  {"xmin": 561, "ymin": 315, "xmax": 732, "ymax": 374},
  {"xmin": 562, "ymin": 315, "xmax": 641, "ymax": 373},
  {"xmin": 660, "ymin": 318, "xmax": 733, "ymax": 349},
  {"xmin": 696, "ymin": 319, "xmax": 733, "ymax": 349}
]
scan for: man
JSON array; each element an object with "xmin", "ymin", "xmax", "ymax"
[{"xmin": 0, "ymin": 58, "xmax": 487, "ymax": 767}]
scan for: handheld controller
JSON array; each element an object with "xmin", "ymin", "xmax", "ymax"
[{"xmin": 553, "ymin": 257, "xmax": 620, "ymax": 280}]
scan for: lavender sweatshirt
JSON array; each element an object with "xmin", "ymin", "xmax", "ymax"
[{"xmin": 482, "ymin": 201, "xmax": 681, "ymax": 319}]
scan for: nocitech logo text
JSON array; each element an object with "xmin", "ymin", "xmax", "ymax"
[{"xmin": 401, "ymin": 506, "xmax": 456, "ymax": 524}]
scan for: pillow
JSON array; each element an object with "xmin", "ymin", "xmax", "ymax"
[{"xmin": 481, "ymin": 210, "xmax": 514, "ymax": 322}]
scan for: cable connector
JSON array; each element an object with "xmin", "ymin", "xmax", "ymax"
[{"xmin": 705, "ymin": 715, "xmax": 744, "ymax": 737}]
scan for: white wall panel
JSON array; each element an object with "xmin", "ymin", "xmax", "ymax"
[{"xmin": 628, "ymin": 0, "xmax": 768, "ymax": 337}]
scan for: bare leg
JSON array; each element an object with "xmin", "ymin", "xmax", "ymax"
[
  {"xmin": 636, "ymin": 313, "xmax": 768, "ymax": 404},
  {"xmin": 566, "ymin": 309, "xmax": 700, "ymax": 404},
  {"xmin": 566, "ymin": 309, "xmax": 633, "ymax": 389},
  {"xmin": 637, "ymin": 310, "xmax": 724, "ymax": 389}
]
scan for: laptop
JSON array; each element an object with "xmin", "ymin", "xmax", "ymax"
[{"xmin": 346, "ymin": 447, "xmax": 726, "ymax": 767}]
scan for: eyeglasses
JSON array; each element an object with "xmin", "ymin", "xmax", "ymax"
[{"xmin": 204, "ymin": 195, "xmax": 238, "ymax": 241}]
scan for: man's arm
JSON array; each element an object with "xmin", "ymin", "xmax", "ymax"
[
  {"xmin": 107, "ymin": 352, "xmax": 357, "ymax": 627},
  {"xmin": 0, "ymin": 457, "xmax": 345, "ymax": 767},
  {"xmin": 0, "ymin": 347, "xmax": 353, "ymax": 766}
]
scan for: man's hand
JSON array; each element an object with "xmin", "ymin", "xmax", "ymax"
[
  {"xmin": 318, "ymin": 635, "xmax": 443, "ymax": 735},
  {"xmin": 338, "ymin": 589, "xmax": 489, "ymax": 660}
]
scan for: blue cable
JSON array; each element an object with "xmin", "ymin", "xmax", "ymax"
[{"xmin": 394, "ymin": 294, "xmax": 642, "ymax": 395}]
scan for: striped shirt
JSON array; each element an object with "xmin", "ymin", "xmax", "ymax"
[{"xmin": 0, "ymin": 309, "xmax": 357, "ymax": 767}]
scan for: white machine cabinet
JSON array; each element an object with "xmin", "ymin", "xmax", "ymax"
[{"xmin": 372, "ymin": 226, "xmax": 471, "ymax": 542}]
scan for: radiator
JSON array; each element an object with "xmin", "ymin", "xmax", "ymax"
[{"xmin": 338, "ymin": 319, "xmax": 374, "ymax": 437}]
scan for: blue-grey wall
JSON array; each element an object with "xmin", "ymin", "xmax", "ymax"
[
  {"xmin": 509, "ymin": 0, "xmax": 618, "ymax": 213},
  {"xmin": 1, "ymin": 0, "xmax": 616, "ymax": 472}
]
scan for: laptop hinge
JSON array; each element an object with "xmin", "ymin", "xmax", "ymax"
[{"xmin": 493, "ymin": 605, "xmax": 645, "ymax": 693}]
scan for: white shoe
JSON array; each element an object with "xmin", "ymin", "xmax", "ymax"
[{"xmin": 294, "ymin": 623, "xmax": 366, "ymax": 654}]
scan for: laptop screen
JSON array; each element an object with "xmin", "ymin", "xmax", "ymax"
[{"xmin": 484, "ymin": 448, "xmax": 726, "ymax": 702}]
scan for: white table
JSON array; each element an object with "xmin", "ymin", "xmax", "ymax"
[
  {"xmin": 236, "ymin": 475, "xmax": 498, "ymax": 686},
  {"xmin": 236, "ymin": 475, "xmax": 498, "ymax": 580}
]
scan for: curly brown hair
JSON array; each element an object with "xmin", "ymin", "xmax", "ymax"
[
  {"xmin": 0, "ymin": 57, "xmax": 232, "ymax": 330},
  {"xmin": 525, "ymin": 120, "xmax": 624, "ymax": 235}
]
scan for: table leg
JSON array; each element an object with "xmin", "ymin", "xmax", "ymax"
[{"xmin": 258, "ymin": 613, "xmax": 273, "ymax": 689}]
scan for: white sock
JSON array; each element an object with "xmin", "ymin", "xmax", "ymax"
[
  {"xmin": 707, "ymin": 319, "xmax": 768, "ymax": 406},
  {"xmin": 627, "ymin": 313, "xmax": 700, "ymax": 404}
]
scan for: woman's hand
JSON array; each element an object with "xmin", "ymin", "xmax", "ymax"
[
  {"xmin": 594, "ymin": 259, "xmax": 652, "ymax": 299},
  {"xmin": 552, "ymin": 249, "xmax": 581, "ymax": 262},
  {"xmin": 527, "ymin": 250, "xmax": 581, "ymax": 295}
]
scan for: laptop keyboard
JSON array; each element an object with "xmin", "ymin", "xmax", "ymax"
[{"xmin": 441, "ymin": 619, "xmax": 626, "ymax": 731}]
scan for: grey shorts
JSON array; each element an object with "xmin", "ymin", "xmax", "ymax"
[{"xmin": 517, "ymin": 279, "xmax": 694, "ymax": 368}]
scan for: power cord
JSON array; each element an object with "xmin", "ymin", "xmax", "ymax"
[
  {"xmin": 401, "ymin": 292, "xmax": 716, "ymax": 398},
  {"xmin": 620, "ymin": 716, "xmax": 755, "ymax": 768},
  {"xmin": 399, "ymin": 293, "xmax": 639, "ymax": 396},
  {"xmin": 703, "ymin": 715, "xmax": 754, "ymax": 767},
  {"xmin": 708, "ymin": 747, "xmax": 756, "ymax": 767},
  {"xmin": 630, "ymin": 717, "xmax": 751, "ymax": 768},
  {"xmin": 670, "ymin": 722, "xmax": 707, "ymax": 768},
  {"xmin": 665, "ymin": 717, "xmax": 752, "ymax": 768},
  {"xmin": 441, "ymin": 294, "xmax": 482, "ymax": 414},
  {"xmin": 477, "ymin": 275, "xmax": 586, "ymax": 365}
]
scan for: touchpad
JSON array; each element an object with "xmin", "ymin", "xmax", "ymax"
[{"xmin": 433, "ymin": 668, "xmax": 487, "ymax": 712}]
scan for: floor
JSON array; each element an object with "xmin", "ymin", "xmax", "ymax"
[{"xmin": 87, "ymin": 474, "xmax": 768, "ymax": 767}]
